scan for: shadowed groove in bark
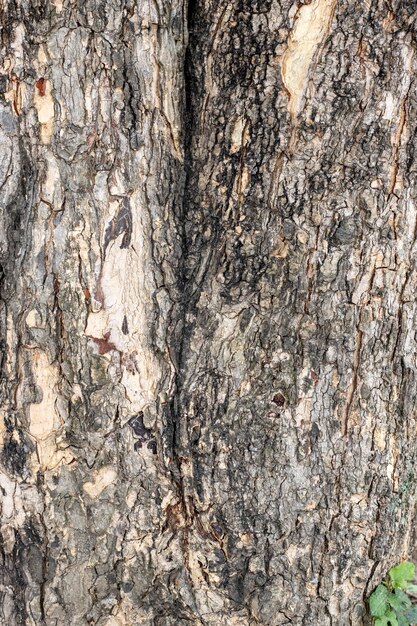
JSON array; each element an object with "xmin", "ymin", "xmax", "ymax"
[{"xmin": 160, "ymin": 0, "xmax": 209, "ymax": 611}]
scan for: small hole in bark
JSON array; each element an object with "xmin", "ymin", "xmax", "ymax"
[
  {"xmin": 272, "ymin": 392, "xmax": 286, "ymax": 407},
  {"xmin": 128, "ymin": 412, "xmax": 147, "ymax": 437},
  {"xmin": 147, "ymin": 440, "xmax": 157, "ymax": 454}
]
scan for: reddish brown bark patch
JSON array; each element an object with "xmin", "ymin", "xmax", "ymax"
[
  {"xmin": 92, "ymin": 332, "xmax": 116, "ymax": 355},
  {"xmin": 35, "ymin": 78, "xmax": 46, "ymax": 96}
]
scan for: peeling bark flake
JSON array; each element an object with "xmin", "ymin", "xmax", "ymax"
[{"xmin": 281, "ymin": 0, "xmax": 336, "ymax": 117}]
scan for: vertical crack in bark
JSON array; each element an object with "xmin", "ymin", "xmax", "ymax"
[
  {"xmin": 160, "ymin": 1, "xmax": 213, "ymax": 621},
  {"xmin": 167, "ymin": 0, "xmax": 199, "ymax": 515}
]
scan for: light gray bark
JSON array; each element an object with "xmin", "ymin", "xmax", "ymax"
[{"xmin": 1, "ymin": 1, "xmax": 417, "ymax": 625}]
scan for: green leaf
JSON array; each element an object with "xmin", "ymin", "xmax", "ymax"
[
  {"xmin": 406, "ymin": 585, "xmax": 417, "ymax": 593},
  {"xmin": 386, "ymin": 612, "xmax": 399, "ymax": 626},
  {"xmin": 396, "ymin": 613, "xmax": 409, "ymax": 626},
  {"xmin": 389, "ymin": 562, "xmax": 416, "ymax": 588},
  {"xmin": 388, "ymin": 589, "xmax": 412, "ymax": 611},
  {"xmin": 405, "ymin": 606, "xmax": 417, "ymax": 623},
  {"xmin": 375, "ymin": 612, "xmax": 398, "ymax": 626},
  {"xmin": 370, "ymin": 585, "xmax": 390, "ymax": 617}
]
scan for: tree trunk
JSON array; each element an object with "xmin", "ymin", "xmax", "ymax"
[{"xmin": 1, "ymin": 1, "xmax": 417, "ymax": 625}]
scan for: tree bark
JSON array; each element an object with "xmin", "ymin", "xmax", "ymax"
[{"xmin": 1, "ymin": 1, "xmax": 417, "ymax": 625}]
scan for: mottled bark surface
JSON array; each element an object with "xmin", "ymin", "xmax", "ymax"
[{"xmin": 1, "ymin": 1, "xmax": 417, "ymax": 625}]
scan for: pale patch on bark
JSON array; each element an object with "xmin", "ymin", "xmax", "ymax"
[
  {"xmin": 286, "ymin": 543, "xmax": 310, "ymax": 566},
  {"xmin": 41, "ymin": 154, "xmax": 61, "ymax": 205},
  {"xmin": 0, "ymin": 472, "xmax": 23, "ymax": 522},
  {"xmin": 294, "ymin": 396, "xmax": 312, "ymax": 430},
  {"xmin": 83, "ymin": 466, "xmax": 118, "ymax": 499},
  {"xmin": 0, "ymin": 471, "xmax": 25, "ymax": 555},
  {"xmin": 373, "ymin": 426, "xmax": 387, "ymax": 451},
  {"xmin": 271, "ymin": 236, "xmax": 289, "ymax": 259},
  {"xmin": 85, "ymin": 209, "xmax": 162, "ymax": 413},
  {"xmin": 0, "ymin": 524, "xmax": 15, "ymax": 555},
  {"xmin": 50, "ymin": 0, "xmax": 63, "ymax": 12},
  {"xmin": 25, "ymin": 308, "xmax": 43, "ymax": 328},
  {"xmin": 230, "ymin": 116, "xmax": 250, "ymax": 154},
  {"xmin": 28, "ymin": 350, "xmax": 72, "ymax": 470},
  {"xmin": 384, "ymin": 93, "xmax": 395, "ymax": 121},
  {"xmin": 281, "ymin": 0, "xmax": 336, "ymax": 117},
  {"xmin": 101, "ymin": 617, "xmax": 126, "ymax": 626},
  {"xmin": 33, "ymin": 79, "xmax": 55, "ymax": 144},
  {"xmin": 28, "ymin": 350, "xmax": 58, "ymax": 439},
  {"xmin": 9, "ymin": 23, "xmax": 25, "ymax": 75}
]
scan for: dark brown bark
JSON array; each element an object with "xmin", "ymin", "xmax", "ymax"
[{"xmin": 1, "ymin": 1, "xmax": 417, "ymax": 625}]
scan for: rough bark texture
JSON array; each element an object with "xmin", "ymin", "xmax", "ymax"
[{"xmin": 1, "ymin": 1, "xmax": 417, "ymax": 625}]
